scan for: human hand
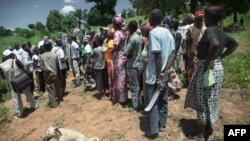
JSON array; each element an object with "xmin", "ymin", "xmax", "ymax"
[{"xmin": 156, "ymin": 73, "xmax": 165, "ymax": 91}]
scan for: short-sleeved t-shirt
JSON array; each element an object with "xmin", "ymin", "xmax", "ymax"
[
  {"xmin": 82, "ymin": 44, "xmax": 93, "ymax": 58},
  {"xmin": 197, "ymin": 26, "xmax": 237, "ymax": 60},
  {"xmin": 69, "ymin": 41, "xmax": 79, "ymax": 59},
  {"xmin": 146, "ymin": 26, "xmax": 175, "ymax": 85},
  {"xmin": 51, "ymin": 46, "xmax": 67, "ymax": 70}
]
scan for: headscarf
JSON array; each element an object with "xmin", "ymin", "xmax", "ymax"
[
  {"xmin": 205, "ymin": 6, "xmax": 223, "ymax": 21},
  {"xmin": 112, "ymin": 16, "xmax": 125, "ymax": 28},
  {"xmin": 163, "ymin": 16, "xmax": 173, "ymax": 29},
  {"xmin": 195, "ymin": 10, "xmax": 204, "ymax": 17},
  {"xmin": 108, "ymin": 28, "xmax": 115, "ymax": 38}
]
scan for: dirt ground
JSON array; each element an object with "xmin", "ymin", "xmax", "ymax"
[{"xmin": 0, "ymin": 71, "xmax": 250, "ymax": 141}]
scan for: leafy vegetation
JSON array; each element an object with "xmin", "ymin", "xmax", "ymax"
[{"xmin": 223, "ymin": 52, "xmax": 250, "ymax": 88}]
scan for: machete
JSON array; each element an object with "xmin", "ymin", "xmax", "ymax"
[{"xmin": 144, "ymin": 89, "xmax": 160, "ymax": 112}]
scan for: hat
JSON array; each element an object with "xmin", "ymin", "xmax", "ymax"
[{"xmin": 3, "ymin": 49, "xmax": 13, "ymax": 56}]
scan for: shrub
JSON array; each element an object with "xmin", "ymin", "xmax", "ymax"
[{"xmin": 0, "ymin": 104, "xmax": 11, "ymax": 124}]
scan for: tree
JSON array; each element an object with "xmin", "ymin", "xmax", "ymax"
[
  {"xmin": 35, "ymin": 22, "xmax": 46, "ymax": 31},
  {"xmin": 0, "ymin": 26, "xmax": 14, "ymax": 36},
  {"xmin": 127, "ymin": 8, "xmax": 136, "ymax": 18},
  {"xmin": 73, "ymin": 9, "xmax": 88, "ymax": 31},
  {"xmin": 15, "ymin": 28, "xmax": 35, "ymax": 39},
  {"xmin": 86, "ymin": 0, "xmax": 117, "ymax": 26},
  {"xmin": 46, "ymin": 10, "xmax": 65, "ymax": 32},
  {"xmin": 28, "ymin": 24, "xmax": 35, "ymax": 29},
  {"xmin": 209, "ymin": 0, "xmax": 250, "ymax": 23},
  {"xmin": 121, "ymin": 9, "xmax": 127, "ymax": 19},
  {"xmin": 129, "ymin": 0, "xmax": 188, "ymax": 18}
]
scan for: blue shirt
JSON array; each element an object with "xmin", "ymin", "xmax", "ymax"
[
  {"xmin": 124, "ymin": 32, "xmax": 143, "ymax": 70},
  {"xmin": 146, "ymin": 26, "xmax": 175, "ymax": 85}
]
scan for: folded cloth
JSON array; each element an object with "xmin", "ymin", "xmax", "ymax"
[{"xmin": 203, "ymin": 69, "xmax": 215, "ymax": 87}]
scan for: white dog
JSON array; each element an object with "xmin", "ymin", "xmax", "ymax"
[{"xmin": 43, "ymin": 127, "xmax": 100, "ymax": 141}]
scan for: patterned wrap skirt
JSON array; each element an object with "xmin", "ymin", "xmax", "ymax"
[{"xmin": 184, "ymin": 59, "xmax": 224, "ymax": 124}]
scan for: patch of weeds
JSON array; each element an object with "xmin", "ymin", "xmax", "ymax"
[
  {"xmin": 19, "ymin": 127, "xmax": 36, "ymax": 140},
  {"xmin": 37, "ymin": 94, "xmax": 48, "ymax": 107},
  {"xmin": 53, "ymin": 114, "xmax": 67, "ymax": 128},
  {"xmin": 0, "ymin": 104, "xmax": 11, "ymax": 124},
  {"xmin": 223, "ymin": 52, "xmax": 250, "ymax": 88}
]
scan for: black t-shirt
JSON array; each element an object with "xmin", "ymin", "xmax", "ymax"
[{"xmin": 197, "ymin": 26, "xmax": 236, "ymax": 60}]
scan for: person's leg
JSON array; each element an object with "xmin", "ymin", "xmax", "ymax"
[
  {"xmin": 129, "ymin": 68, "xmax": 142, "ymax": 110},
  {"xmin": 44, "ymin": 75, "xmax": 58, "ymax": 108},
  {"xmin": 73, "ymin": 59, "xmax": 81, "ymax": 86},
  {"xmin": 23, "ymin": 86, "xmax": 38, "ymax": 109},
  {"xmin": 61, "ymin": 68, "xmax": 67, "ymax": 94},
  {"xmin": 194, "ymin": 111, "xmax": 207, "ymax": 140},
  {"xmin": 158, "ymin": 84, "xmax": 168, "ymax": 131},
  {"xmin": 10, "ymin": 89, "xmax": 24, "ymax": 117},
  {"xmin": 145, "ymin": 84, "xmax": 159, "ymax": 135}
]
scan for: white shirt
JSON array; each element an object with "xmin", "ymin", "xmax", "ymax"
[
  {"xmin": 32, "ymin": 54, "xmax": 42, "ymax": 72},
  {"xmin": 69, "ymin": 41, "xmax": 79, "ymax": 59},
  {"xmin": 13, "ymin": 48, "xmax": 24, "ymax": 61},
  {"xmin": 21, "ymin": 51, "xmax": 34, "ymax": 73},
  {"xmin": 51, "ymin": 46, "xmax": 67, "ymax": 70},
  {"xmin": 38, "ymin": 40, "xmax": 44, "ymax": 48},
  {"xmin": 84, "ymin": 44, "xmax": 92, "ymax": 54}
]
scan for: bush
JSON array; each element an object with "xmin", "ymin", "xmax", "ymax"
[
  {"xmin": 0, "ymin": 104, "xmax": 11, "ymax": 124},
  {"xmin": 0, "ymin": 80, "xmax": 10, "ymax": 103}
]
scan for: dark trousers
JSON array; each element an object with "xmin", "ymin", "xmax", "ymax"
[{"xmin": 36, "ymin": 71, "xmax": 45, "ymax": 93}]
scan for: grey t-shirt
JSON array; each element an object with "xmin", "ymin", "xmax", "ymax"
[{"xmin": 92, "ymin": 46, "xmax": 105, "ymax": 70}]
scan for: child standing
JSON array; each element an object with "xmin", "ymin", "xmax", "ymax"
[{"xmin": 91, "ymin": 35, "xmax": 108, "ymax": 99}]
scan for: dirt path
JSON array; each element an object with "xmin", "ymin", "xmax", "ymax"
[{"xmin": 1, "ymin": 73, "xmax": 250, "ymax": 141}]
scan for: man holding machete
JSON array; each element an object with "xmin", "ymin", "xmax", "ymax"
[{"xmin": 143, "ymin": 9, "xmax": 176, "ymax": 138}]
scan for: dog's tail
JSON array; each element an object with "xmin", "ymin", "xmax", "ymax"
[{"xmin": 88, "ymin": 136, "xmax": 100, "ymax": 141}]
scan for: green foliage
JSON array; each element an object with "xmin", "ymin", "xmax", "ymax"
[
  {"xmin": 46, "ymin": 10, "xmax": 65, "ymax": 32},
  {"xmin": 127, "ymin": 8, "xmax": 136, "ymax": 18},
  {"xmin": 0, "ymin": 104, "xmax": 11, "ymax": 123},
  {"xmin": 86, "ymin": 0, "xmax": 116, "ymax": 26},
  {"xmin": 222, "ymin": 52, "xmax": 250, "ymax": 88},
  {"xmin": 16, "ymin": 29, "xmax": 35, "ymax": 39},
  {"xmin": 0, "ymin": 26, "xmax": 14, "ymax": 37}
]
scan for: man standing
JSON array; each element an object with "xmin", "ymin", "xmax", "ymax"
[
  {"xmin": 124, "ymin": 20, "xmax": 143, "ymax": 112},
  {"xmin": 144, "ymin": 9, "xmax": 175, "ymax": 138},
  {"xmin": 40, "ymin": 41, "xmax": 63, "ymax": 108},
  {"xmin": 52, "ymin": 38, "xmax": 67, "ymax": 96},
  {"xmin": 67, "ymin": 35, "xmax": 81, "ymax": 87}
]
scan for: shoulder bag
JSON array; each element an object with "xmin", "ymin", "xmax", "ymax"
[{"xmin": 10, "ymin": 60, "xmax": 32, "ymax": 93}]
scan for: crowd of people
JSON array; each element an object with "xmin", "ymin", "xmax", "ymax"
[{"xmin": 0, "ymin": 5, "xmax": 238, "ymax": 140}]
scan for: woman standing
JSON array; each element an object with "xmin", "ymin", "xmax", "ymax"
[
  {"xmin": 111, "ymin": 16, "xmax": 128, "ymax": 105},
  {"xmin": 186, "ymin": 10, "xmax": 207, "ymax": 83},
  {"xmin": 184, "ymin": 6, "xmax": 238, "ymax": 141}
]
